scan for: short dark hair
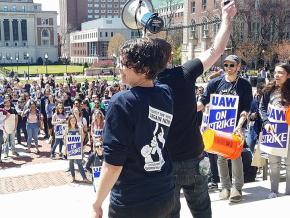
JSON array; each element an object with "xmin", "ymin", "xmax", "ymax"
[{"xmin": 120, "ymin": 37, "xmax": 171, "ymax": 80}]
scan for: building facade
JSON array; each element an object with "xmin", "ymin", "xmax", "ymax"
[
  {"xmin": 153, "ymin": 0, "xmax": 184, "ymax": 28},
  {"xmin": 0, "ymin": 0, "xmax": 58, "ymax": 64},
  {"xmin": 70, "ymin": 18, "xmax": 131, "ymax": 64},
  {"xmin": 182, "ymin": 0, "xmax": 221, "ymax": 64}
]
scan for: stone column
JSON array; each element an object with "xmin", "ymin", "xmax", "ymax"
[
  {"xmin": 0, "ymin": 20, "xmax": 4, "ymax": 45},
  {"xmin": 18, "ymin": 19, "xmax": 22, "ymax": 43},
  {"xmin": 9, "ymin": 19, "xmax": 13, "ymax": 45}
]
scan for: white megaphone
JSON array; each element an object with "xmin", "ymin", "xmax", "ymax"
[{"xmin": 121, "ymin": 0, "xmax": 164, "ymax": 34}]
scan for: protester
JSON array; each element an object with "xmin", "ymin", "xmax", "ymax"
[
  {"xmin": 84, "ymin": 139, "xmax": 104, "ymax": 173},
  {"xmin": 259, "ymin": 63, "xmax": 290, "ymax": 198},
  {"xmin": 198, "ymin": 54, "xmax": 253, "ymax": 203},
  {"xmin": 24, "ymin": 101, "xmax": 41, "ymax": 153},
  {"xmin": 64, "ymin": 115, "xmax": 89, "ymax": 183},
  {"xmin": 92, "ymin": 37, "xmax": 174, "ymax": 218},
  {"xmin": 0, "ymin": 108, "xmax": 9, "ymax": 162},
  {"xmin": 155, "ymin": 1, "xmax": 237, "ymax": 216},
  {"xmin": 3, "ymin": 98, "xmax": 19, "ymax": 157},
  {"xmin": 51, "ymin": 103, "xmax": 66, "ymax": 159}
]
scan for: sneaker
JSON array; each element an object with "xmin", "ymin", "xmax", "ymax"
[
  {"xmin": 219, "ymin": 188, "xmax": 230, "ymax": 200},
  {"xmin": 50, "ymin": 154, "xmax": 55, "ymax": 159},
  {"xmin": 268, "ymin": 192, "xmax": 278, "ymax": 199},
  {"xmin": 71, "ymin": 177, "xmax": 76, "ymax": 183},
  {"xmin": 208, "ymin": 182, "xmax": 218, "ymax": 190},
  {"xmin": 229, "ymin": 187, "xmax": 242, "ymax": 203}
]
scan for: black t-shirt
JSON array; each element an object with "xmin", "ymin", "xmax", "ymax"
[
  {"xmin": 103, "ymin": 84, "xmax": 174, "ymax": 207},
  {"xmin": 157, "ymin": 58, "xmax": 204, "ymax": 161},
  {"xmin": 200, "ymin": 75, "xmax": 253, "ymax": 122}
]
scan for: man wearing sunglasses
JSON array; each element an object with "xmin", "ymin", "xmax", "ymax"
[{"xmin": 197, "ymin": 54, "xmax": 253, "ymax": 203}]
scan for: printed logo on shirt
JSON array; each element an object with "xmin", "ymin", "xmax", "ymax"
[{"xmin": 141, "ymin": 106, "xmax": 173, "ymax": 172}]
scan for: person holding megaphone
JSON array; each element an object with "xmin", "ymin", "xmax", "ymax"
[{"xmin": 260, "ymin": 63, "xmax": 290, "ymax": 199}]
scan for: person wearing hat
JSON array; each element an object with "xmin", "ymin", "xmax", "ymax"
[{"xmin": 198, "ymin": 54, "xmax": 253, "ymax": 203}]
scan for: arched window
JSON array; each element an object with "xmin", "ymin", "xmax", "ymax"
[
  {"xmin": 212, "ymin": 16, "xmax": 220, "ymax": 37},
  {"xmin": 201, "ymin": 17, "xmax": 209, "ymax": 38},
  {"xmin": 190, "ymin": 20, "xmax": 196, "ymax": 39},
  {"xmin": 41, "ymin": 29, "xmax": 50, "ymax": 46}
]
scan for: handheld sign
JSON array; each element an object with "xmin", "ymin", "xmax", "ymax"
[
  {"xmin": 64, "ymin": 106, "xmax": 71, "ymax": 118},
  {"xmin": 92, "ymin": 166, "xmax": 102, "ymax": 192},
  {"xmin": 260, "ymin": 105, "xmax": 289, "ymax": 157},
  {"xmin": 55, "ymin": 123, "xmax": 66, "ymax": 139},
  {"xmin": 201, "ymin": 94, "xmax": 239, "ymax": 133},
  {"xmin": 67, "ymin": 133, "xmax": 82, "ymax": 159}
]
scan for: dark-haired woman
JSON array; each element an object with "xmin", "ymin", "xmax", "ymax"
[
  {"xmin": 24, "ymin": 101, "xmax": 41, "ymax": 153},
  {"xmin": 260, "ymin": 63, "xmax": 290, "ymax": 198},
  {"xmin": 51, "ymin": 103, "xmax": 66, "ymax": 158}
]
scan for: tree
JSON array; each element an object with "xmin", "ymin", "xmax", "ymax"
[{"xmin": 107, "ymin": 33, "xmax": 125, "ymax": 57}]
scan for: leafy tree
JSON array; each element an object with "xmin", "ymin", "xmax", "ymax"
[{"xmin": 107, "ymin": 33, "xmax": 125, "ymax": 57}]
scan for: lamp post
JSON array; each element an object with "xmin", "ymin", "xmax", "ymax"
[
  {"xmin": 44, "ymin": 53, "xmax": 48, "ymax": 75},
  {"xmin": 63, "ymin": 54, "xmax": 68, "ymax": 84},
  {"xmin": 27, "ymin": 53, "xmax": 30, "ymax": 80},
  {"xmin": 171, "ymin": 51, "xmax": 174, "ymax": 66},
  {"xmin": 112, "ymin": 53, "xmax": 117, "ymax": 79},
  {"xmin": 15, "ymin": 56, "xmax": 19, "ymax": 73}
]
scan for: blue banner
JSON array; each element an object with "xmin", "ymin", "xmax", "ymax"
[{"xmin": 55, "ymin": 124, "xmax": 66, "ymax": 139}]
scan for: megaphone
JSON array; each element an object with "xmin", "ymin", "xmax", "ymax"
[{"xmin": 121, "ymin": 0, "xmax": 164, "ymax": 34}]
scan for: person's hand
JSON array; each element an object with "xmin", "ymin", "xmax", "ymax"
[
  {"xmin": 264, "ymin": 123, "xmax": 273, "ymax": 133},
  {"xmin": 233, "ymin": 126, "xmax": 244, "ymax": 139},
  {"xmin": 92, "ymin": 204, "xmax": 103, "ymax": 218},
  {"xmin": 221, "ymin": 0, "xmax": 237, "ymax": 25}
]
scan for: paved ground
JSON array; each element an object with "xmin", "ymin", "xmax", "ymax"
[{"xmin": 0, "ymin": 123, "xmax": 287, "ymax": 218}]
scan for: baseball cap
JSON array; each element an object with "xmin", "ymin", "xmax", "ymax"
[{"xmin": 224, "ymin": 55, "xmax": 240, "ymax": 64}]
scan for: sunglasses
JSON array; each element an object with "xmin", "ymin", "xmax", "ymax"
[
  {"xmin": 224, "ymin": 64, "xmax": 236, "ymax": 68},
  {"xmin": 95, "ymin": 145, "xmax": 103, "ymax": 148}
]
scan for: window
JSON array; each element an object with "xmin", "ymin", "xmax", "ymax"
[
  {"xmin": 94, "ymin": 15, "xmax": 100, "ymax": 18},
  {"xmin": 111, "ymin": 32, "xmax": 113, "ymax": 37},
  {"xmin": 88, "ymin": 4, "xmax": 93, "ymax": 8},
  {"xmin": 41, "ymin": 29, "xmax": 50, "ymax": 46},
  {"xmin": 191, "ymin": 1, "xmax": 195, "ymax": 13},
  {"xmin": 88, "ymin": 14, "xmax": 93, "ymax": 18},
  {"xmin": 100, "ymin": 32, "xmax": 102, "ymax": 37},
  {"xmin": 94, "ymin": 10, "xmax": 99, "ymax": 13},
  {"xmin": 202, "ymin": 0, "xmax": 207, "ymax": 10},
  {"xmin": 101, "ymin": 4, "xmax": 105, "ymax": 8},
  {"xmin": 201, "ymin": 17, "xmax": 209, "ymax": 38},
  {"xmin": 108, "ymin": 10, "xmax": 112, "ymax": 13},
  {"xmin": 94, "ymin": 4, "xmax": 99, "ymax": 7},
  {"xmin": 105, "ymin": 32, "xmax": 108, "ymax": 37},
  {"xmin": 212, "ymin": 17, "xmax": 220, "ymax": 36},
  {"xmin": 22, "ymin": 6, "xmax": 25, "ymax": 12},
  {"xmin": 107, "ymin": 4, "xmax": 112, "ymax": 8},
  {"xmin": 12, "ymin": 5, "xmax": 16, "ymax": 11},
  {"xmin": 101, "ymin": 10, "xmax": 106, "ymax": 13},
  {"xmin": 114, "ymin": 4, "xmax": 118, "ymax": 8},
  {"xmin": 3, "ymin": 6, "xmax": 8, "ymax": 11},
  {"xmin": 88, "ymin": 9, "xmax": 93, "ymax": 13}
]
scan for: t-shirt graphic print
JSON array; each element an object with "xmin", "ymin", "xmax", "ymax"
[{"xmin": 141, "ymin": 106, "xmax": 173, "ymax": 171}]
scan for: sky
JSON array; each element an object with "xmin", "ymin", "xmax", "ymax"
[{"xmin": 34, "ymin": 0, "xmax": 60, "ymax": 24}]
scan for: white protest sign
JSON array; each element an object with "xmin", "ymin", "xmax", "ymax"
[
  {"xmin": 260, "ymin": 105, "xmax": 289, "ymax": 157},
  {"xmin": 67, "ymin": 133, "xmax": 82, "ymax": 159}
]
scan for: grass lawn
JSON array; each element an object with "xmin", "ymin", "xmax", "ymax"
[{"xmin": 3, "ymin": 65, "xmax": 84, "ymax": 75}]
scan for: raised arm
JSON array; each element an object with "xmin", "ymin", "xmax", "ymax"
[{"xmin": 198, "ymin": 0, "xmax": 237, "ymax": 72}]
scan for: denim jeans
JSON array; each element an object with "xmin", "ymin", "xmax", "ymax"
[
  {"xmin": 170, "ymin": 155, "xmax": 212, "ymax": 218},
  {"xmin": 208, "ymin": 153, "xmax": 219, "ymax": 183},
  {"xmin": 246, "ymin": 126, "xmax": 258, "ymax": 153},
  {"xmin": 4, "ymin": 133, "xmax": 16, "ymax": 155},
  {"xmin": 217, "ymin": 155, "xmax": 244, "ymax": 190},
  {"xmin": 269, "ymin": 147, "xmax": 290, "ymax": 194},
  {"xmin": 26, "ymin": 123, "xmax": 39, "ymax": 147},
  {"xmin": 108, "ymin": 195, "xmax": 174, "ymax": 218},
  {"xmin": 0, "ymin": 130, "xmax": 4, "ymax": 160},
  {"xmin": 69, "ymin": 159, "xmax": 87, "ymax": 180},
  {"xmin": 51, "ymin": 138, "xmax": 64, "ymax": 155}
]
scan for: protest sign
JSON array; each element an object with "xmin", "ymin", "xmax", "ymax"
[
  {"xmin": 92, "ymin": 166, "xmax": 102, "ymax": 192},
  {"xmin": 55, "ymin": 123, "xmax": 66, "ymax": 139},
  {"xmin": 64, "ymin": 106, "xmax": 71, "ymax": 118},
  {"xmin": 67, "ymin": 134, "xmax": 82, "ymax": 159},
  {"xmin": 201, "ymin": 94, "xmax": 239, "ymax": 133},
  {"xmin": 260, "ymin": 105, "xmax": 289, "ymax": 157}
]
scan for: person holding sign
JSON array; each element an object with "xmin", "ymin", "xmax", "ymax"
[
  {"xmin": 92, "ymin": 38, "xmax": 174, "ymax": 218},
  {"xmin": 198, "ymin": 54, "xmax": 253, "ymax": 203},
  {"xmin": 64, "ymin": 115, "xmax": 89, "ymax": 183},
  {"xmin": 260, "ymin": 63, "xmax": 290, "ymax": 198},
  {"xmin": 51, "ymin": 103, "xmax": 67, "ymax": 159}
]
